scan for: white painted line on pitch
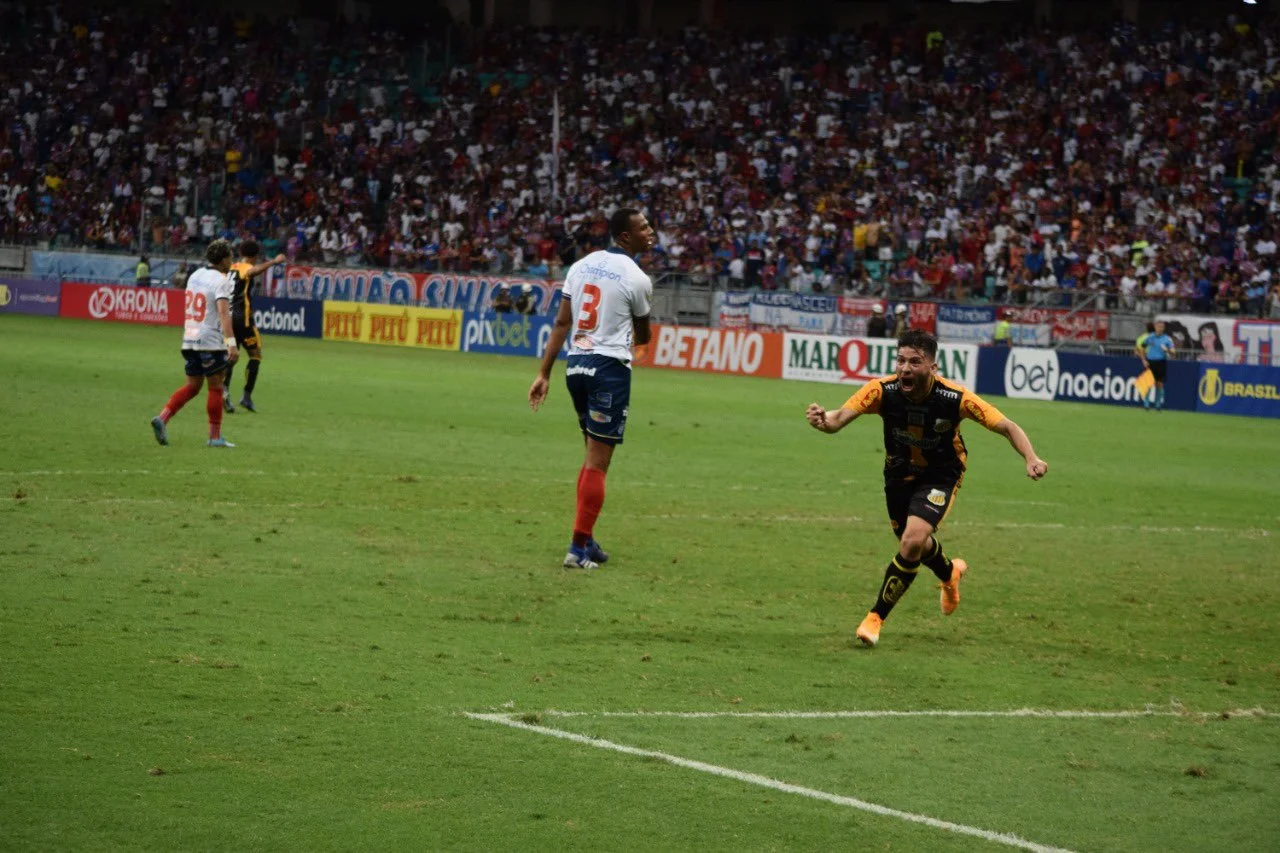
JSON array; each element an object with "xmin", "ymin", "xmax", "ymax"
[
  {"xmin": 465, "ymin": 711, "xmax": 1075, "ymax": 853},
  {"xmin": 533, "ymin": 707, "xmax": 1272, "ymax": 720}
]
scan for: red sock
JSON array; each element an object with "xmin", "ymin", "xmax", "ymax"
[
  {"xmin": 573, "ymin": 466, "xmax": 607, "ymax": 546},
  {"xmin": 159, "ymin": 384, "xmax": 199, "ymax": 423},
  {"xmin": 207, "ymin": 388, "xmax": 224, "ymax": 440}
]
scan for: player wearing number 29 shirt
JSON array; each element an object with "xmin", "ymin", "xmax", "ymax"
[
  {"xmin": 149, "ymin": 239, "xmax": 241, "ymax": 448},
  {"xmin": 529, "ymin": 208, "xmax": 656, "ymax": 570}
]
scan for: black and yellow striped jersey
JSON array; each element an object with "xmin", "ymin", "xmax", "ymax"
[
  {"xmin": 841, "ymin": 375, "xmax": 1007, "ymax": 484},
  {"xmin": 228, "ymin": 261, "xmax": 256, "ymax": 320}
]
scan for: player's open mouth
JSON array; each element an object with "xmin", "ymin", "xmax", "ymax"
[{"xmin": 899, "ymin": 374, "xmax": 914, "ymax": 390}]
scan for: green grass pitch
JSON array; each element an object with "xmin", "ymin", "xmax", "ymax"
[{"xmin": 2, "ymin": 313, "xmax": 1278, "ymax": 851}]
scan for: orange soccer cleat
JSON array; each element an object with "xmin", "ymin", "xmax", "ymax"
[
  {"xmin": 939, "ymin": 558, "xmax": 968, "ymax": 616},
  {"xmin": 855, "ymin": 612, "xmax": 883, "ymax": 647}
]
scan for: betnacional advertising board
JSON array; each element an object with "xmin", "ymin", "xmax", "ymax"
[
  {"xmin": 251, "ymin": 297, "xmax": 323, "ymax": 339},
  {"xmin": 322, "ymin": 300, "xmax": 461, "ymax": 350},
  {"xmin": 976, "ymin": 346, "xmax": 1197, "ymax": 410}
]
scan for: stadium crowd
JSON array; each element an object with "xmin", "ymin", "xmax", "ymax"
[{"xmin": 2, "ymin": 4, "xmax": 1280, "ymax": 317}]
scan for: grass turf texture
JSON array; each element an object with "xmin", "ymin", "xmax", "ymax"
[{"xmin": 1, "ymin": 313, "xmax": 1277, "ymax": 852}]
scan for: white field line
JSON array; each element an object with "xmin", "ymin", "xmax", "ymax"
[
  {"xmin": 465, "ymin": 711, "xmax": 1075, "ymax": 853},
  {"xmin": 19, "ymin": 495, "xmax": 1271, "ymax": 536},
  {"xmin": 534, "ymin": 707, "xmax": 1273, "ymax": 720}
]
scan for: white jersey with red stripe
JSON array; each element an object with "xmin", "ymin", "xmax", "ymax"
[
  {"xmin": 182, "ymin": 267, "xmax": 234, "ymax": 350},
  {"xmin": 561, "ymin": 247, "xmax": 652, "ymax": 364}
]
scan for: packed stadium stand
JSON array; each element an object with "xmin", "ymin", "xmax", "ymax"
[{"xmin": 2, "ymin": 0, "xmax": 1278, "ymax": 320}]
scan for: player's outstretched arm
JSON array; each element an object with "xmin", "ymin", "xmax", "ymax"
[
  {"xmin": 530, "ymin": 298, "xmax": 574, "ymax": 412},
  {"xmin": 248, "ymin": 255, "xmax": 287, "ymax": 278},
  {"xmin": 992, "ymin": 417, "xmax": 1048, "ymax": 480},
  {"xmin": 806, "ymin": 403, "xmax": 859, "ymax": 434}
]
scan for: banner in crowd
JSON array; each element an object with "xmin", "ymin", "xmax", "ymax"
[
  {"xmin": 936, "ymin": 304, "xmax": 997, "ymax": 344},
  {"xmin": 0, "ymin": 277, "xmax": 60, "ymax": 316},
  {"xmin": 60, "ymin": 282, "xmax": 183, "ymax": 326},
  {"xmin": 283, "ymin": 266, "xmax": 557, "ymax": 315},
  {"xmin": 976, "ymin": 346, "xmax": 1197, "ymax": 410},
  {"xmin": 714, "ymin": 291, "xmax": 752, "ymax": 329},
  {"xmin": 836, "ymin": 297, "xmax": 884, "ymax": 337},
  {"xmin": 904, "ymin": 300, "xmax": 938, "ymax": 335},
  {"xmin": 251, "ymin": 297, "xmax": 322, "ymax": 339},
  {"xmin": 322, "ymin": 300, "xmax": 461, "ymax": 351},
  {"xmin": 633, "ymin": 325, "xmax": 783, "ymax": 378},
  {"xmin": 781, "ymin": 334, "xmax": 979, "ymax": 387},
  {"xmin": 1195, "ymin": 364, "xmax": 1280, "ymax": 418},
  {"xmin": 747, "ymin": 292, "xmax": 839, "ymax": 334},
  {"xmin": 34, "ymin": 249, "xmax": 283, "ymax": 293},
  {"xmin": 1153, "ymin": 314, "xmax": 1280, "ymax": 366},
  {"xmin": 998, "ymin": 306, "xmax": 1109, "ymax": 342},
  {"xmin": 460, "ymin": 310, "xmax": 566, "ymax": 359}
]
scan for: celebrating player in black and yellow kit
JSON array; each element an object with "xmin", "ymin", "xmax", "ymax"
[
  {"xmin": 223, "ymin": 241, "xmax": 285, "ymax": 413},
  {"xmin": 806, "ymin": 329, "xmax": 1049, "ymax": 647}
]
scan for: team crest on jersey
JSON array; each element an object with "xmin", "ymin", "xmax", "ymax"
[
  {"xmin": 933, "ymin": 419, "xmax": 953, "ymax": 433},
  {"xmin": 927, "ymin": 489, "xmax": 947, "ymax": 506}
]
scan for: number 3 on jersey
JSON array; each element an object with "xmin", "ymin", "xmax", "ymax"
[
  {"xmin": 576, "ymin": 283, "xmax": 601, "ymax": 333},
  {"xmin": 185, "ymin": 290, "xmax": 208, "ymax": 322}
]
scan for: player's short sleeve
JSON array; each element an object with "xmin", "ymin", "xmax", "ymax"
[
  {"xmin": 212, "ymin": 271, "xmax": 233, "ymax": 302},
  {"xmin": 959, "ymin": 388, "xmax": 1006, "ymax": 429},
  {"xmin": 630, "ymin": 269, "xmax": 652, "ymax": 318},
  {"xmin": 841, "ymin": 377, "xmax": 885, "ymax": 415}
]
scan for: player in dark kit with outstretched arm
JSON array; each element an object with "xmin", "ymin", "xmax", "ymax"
[
  {"xmin": 222, "ymin": 241, "xmax": 285, "ymax": 413},
  {"xmin": 805, "ymin": 329, "xmax": 1049, "ymax": 647}
]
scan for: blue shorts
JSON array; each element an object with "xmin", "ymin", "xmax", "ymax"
[
  {"xmin": 565, "ymin": 354, "xmax": 631, "ymax": 445},
  {"xmin": 183, "ymin": 348, "xmax": 231, "ymax": 377}
]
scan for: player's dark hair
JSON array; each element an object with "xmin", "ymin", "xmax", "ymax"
[
  {"xmin": 609, "ymin": 207, "xmax": 640, "ymax": 240},
  {"xmin": 206, "ymin": 239, "xmax": 233, "ymax": 265},
  {"xmin": 239, "ymin": 240, "xmax": 261, "ymax": 259},
  {"xmin": 898, "ymin": 328, "xmax": 938, "ymax": 360}
]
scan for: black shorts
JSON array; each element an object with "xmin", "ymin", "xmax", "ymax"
[
  {"xmin": 884, "ymin": 477, "xmax": 962, "ymax": 536},
  {"xmin": 1148, "ymin": 360, "xmax": 1167, "ymax": 382},
  {"xmin": 232, "ymin": 317, "xmax": 261, "ymax": 352},
  {"xmin": 183, "ymin": 348, "xmax": 231, "ymax": 377},
  {"xmin": 565, "ymin": 354, "xmax": 631, "ymax": 446}
]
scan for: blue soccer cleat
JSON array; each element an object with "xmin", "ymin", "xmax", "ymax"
[
  {"xmin": 562, "ymin": 543, "xmax": 600, "ymax": 570},
  {"xmin": 238, "ymin": 395, "xmax": 256, "ymax": 413},
  {"xmin": 150, "ymin": 417, "xmax": 168, "ymax": 446},
  {"xmin": 207, "ymin": 437, "xmax": 236, "ymax": 448},
  {"xmin": 585, "ymin": 538, "xmax": 610, "ymax": 564}
]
